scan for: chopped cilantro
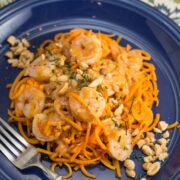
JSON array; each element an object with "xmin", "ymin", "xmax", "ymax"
[
  {"xmin": 112, "ymin": 118, "xmax": 121, "ymax": 128},
  {"xmin": 118, "ymin": 136, "xmax": 121, "ymax": 142},
  {"xmin": 104, "ymin": 115, "xmax": 110, "ymax": 119},
  {"xmin": 70, "ymin": 72, "xmax": 77, "ymax": 80},
  {"xmin": 82, "ymin": 74, "xmax": 91, "ymax": 82},
  {"xmin": 45, "ymin": 47, "xmax": 52, "ymax": 56},
  {"xmin": 134, "ymin": 175, "xmax": 138, "ymax": 180},
  {"xmin": 132, "ymin": 154, "xmax": 144, "ymax": 161},
  {"xmin": 125, "ymin": 121, "xmax": 128, "ymax": 135},
  {"xmin": 129, "ymin": 96, "xmax": 135, "ymax": 114}
]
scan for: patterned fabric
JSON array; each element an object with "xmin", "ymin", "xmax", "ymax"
[
  {"xmin": 142, "ymin": 0, "xmax": 180, "ymax": 25},
  {"xmin": 0, "ymin": 0, "xmax": 179, "ymax": 25}
]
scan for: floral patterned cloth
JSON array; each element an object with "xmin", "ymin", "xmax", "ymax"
[
  {"xmin": 0, "ymin": 0, "xmax": 180, "ymax": 26},
  {"xmin": 142, "ymin": 0, "xmax": 180, "ymax": 25}
]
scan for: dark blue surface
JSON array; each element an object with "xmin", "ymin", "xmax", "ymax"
[{"xmin": 0, "ymin": 0, "xmax": 179, "ymax": 180}]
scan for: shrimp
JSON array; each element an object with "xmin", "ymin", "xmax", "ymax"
[
  {"xmin": 70, "ymin": 34, "xmax": 102, "ymax": 65},
  {"xmin": 25, "ymin": 54, "xmax": 55, "ymax": 81},
  {"xmin": 68, "ymin": 87, "xmax": 106, "ymax": 123},
  {"xmin": 32, "ymin": 112, "xmax": 63, "ymax": 142},
  {"xmin": 15, "ymin": 86, "xmax": 45, "ymax": 118},
  {"xmin": 102, "ymin": 119, "xmax": 133, "ymax": 161},
  {"xmin": 109, "ymin": 128, "xmax": 133, "ymax": 161}
]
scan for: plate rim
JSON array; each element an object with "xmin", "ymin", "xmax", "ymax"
[
  {"xmin": 0, "ymin": 0, "xmax": 179, "ymax": 42},
  {"xmin": 0, "ymin": 0, "xmax": 180, "ymax": 180}
]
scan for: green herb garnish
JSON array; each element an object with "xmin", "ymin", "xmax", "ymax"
[
  {"xmin": 70, "ymin": 72, "xmax": 77, "ymax": 80},
  {"xmin": 125, "ymin": 121, "xmax": 128, "ymax": 135},
  {"xmin": 129, "ymin": 96, "xmax": 135, "ymax": 114},
  {"xmin": 118, "ymin": 136, "xmax": 121, "ymax": 142},
  {"xmin": 45, "ymin": 47, "xmax": 52, "ymax": 56},
  {"xmin": 132, "ymin": 154, "xmax": 144, "ymax": 161},
  {"xmin": 82, "ymin": 74, "xmax": 91, "ymax": 82},
  {"xmin": 112, "ymin": 118, "xmax": 121, "ymax": 128},
  {"xmin": 134, "ymin": 175, "xmax": 138, "ymax": 180}
]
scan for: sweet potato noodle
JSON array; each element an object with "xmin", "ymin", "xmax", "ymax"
[{"xmin": 8, "ymin": 28, "xmax": 165, "ymax": 178}]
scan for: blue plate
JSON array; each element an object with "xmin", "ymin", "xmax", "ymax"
[{"xmin": 0, "ymin": 0, "xmax": 179, "ymax": 180}]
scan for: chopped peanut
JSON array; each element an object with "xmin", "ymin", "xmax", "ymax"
[
  {"xmin": 158, "ymin": 152, "xmax": 168, "ymax": 161},
  {"xmin": 125, "ymin": 169, "xmax": 136, "ymax": 178},
  {"xmin": 163, "ymin": 131, "xmax": 170, "ymax": 139},
  {"xmin": 7, "ymin": 35, "xmax": 17, "ymax": 46},
  {"xmin": 143, "ymin": 162, "xmax": 152, "ymax": 170},
  {"xmin": 114, "ymin": 104, "xmax": 124, "ymax": 116},
  {"xmin": 153, "ymin": 144, "xmax": 162, "ymax": 156},
  {"xmin": 153, "ymin": 127, "xmax": 162, "ymax": 133},
  {"xmin": 142, "ymin": 145, "xmax": 154, "ymax": 156},
  {"xmin": 158, "ymin": 121, "xmax": 168, "ymax": 131},
  {"xmin": 143, "ymin": 156, "xmax": 153, "ymax": 163},
  {"xmin": 123, "ymin": 159, "xmax": 135, "ymax": 170},
  {"xmin": 21, "ymin": 38, "xmax": 30, "ymax": 47},
  {"xmin": 5, "ymin": 51, "xmax": 13, "ymax": 58},
  {"xmin": 58, "ymin": 75, "xmax": 69, "ymax": 82},
  {"xmin": 157, "ymin": 138, "xmax": 167, "ymax": 146},
  {"xmin": 147, "ymin": 162, "xmax": 161, "ymax": 176},
  {"xmin": 137, "ymin": 139, "xmax": 146, "ymax": 149},
  {"xmin": 132, "ymin": 128, "xmax": 140, "ymax": 136}
]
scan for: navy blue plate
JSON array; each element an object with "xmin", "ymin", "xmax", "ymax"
[{"xmin": 0, "ymin": 0, "xmax": 179, "ymax": 180}]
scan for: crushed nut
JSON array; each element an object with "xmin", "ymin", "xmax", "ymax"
[
  {"xmin": 153, "ymin": 144, "xmax": 162, "ymax": 156},
  {"xmin": 5, "ymin": 51, "xmax": 13, "ymax": 58},
  {"xmin": 12, "ymin": 43, "xmax": 24, "ymax": 55},
  {"xmin": 153, "ymin": 127, "xmax": 162, "ymax": 133},
  {"xmin": 21, "ymin": 38, "xmax": 30, "ymax": 47},
  {"xmin": 160, "ymin": 144, "xmax": 168, "ymax": 152},
  {"xmin": 132, "ymin": 129, "xmax": 140, "ymax": 137},
  {"xmin": 146, "ymin": 132, "xmax": 155, "ymax": 142},
  {"xmin": 125, "ymin": 169, "xmax": 136, "ymax": 178},
  {"xmin": 109, "ymin": 98, "xmax": 118, "ymax": 107},
  {"xmin": 157, "ymin": 138, "xmax": 167, "ymax": 146},
  {"xmin": 58, "ymin": 82, "xmax": 69, "ymax": 95},
  {"xmin": 71, "ymin": 80, "xmax": 78, "ymax": 88},
  {"xmin": 100, "ymin": 68, "xmax": 108, "ymax": 75},
  {"xmin": 58, "ymin": 75, "xmax": 69, "ymax": 82},
  {"xmin": 143, "ymin": 156, "xmax": 153, "ymax": 163},
  {"xmin": 114, "ymin": 104, "xmax": 124, "ymax": 116},
  {"xmin": 142, "ymin": 145, "xmax": 154, "ymax": 156},
  {"xmin": 79, "ymin": 62, "xmax": 88, "ymax": 69},
  {"xmin": 158, "ymin": 152, "xmax": 168, "ymax": 161},
  {"xmin": 163, "ymin": 131, "xmax": 170, "ymax": 139},
  {"xmin": 7, "ymin": 59, "xmax": 19, "ymax": 67},
  {"xmin": 77, "ymin": 69, "xmax": 83, "ymax": 75},
  {"xmin": 7, "ymin": 35, "xmax": 17, "ymax": 46},
  {"xmin": 143, "ymin": 162, "xmax": 152, "ymax": 170},
  {"xmin": 89, "ymin": 76, "xmax": 104, "ymax": 87},
  {"xmin": 137, "ymin": 139, "xmax": 146, "ymax": 149},
  {"xmin": 144, "ymin": 137, "xmax": 151, "ymax": 144},
  {"xmin": 158, "ymin": 121, "xmax": 168, "ymax": 131},
  {"xmin": 147, "ymin": 162, "xmax": 161, "ymax": 176},
  {"xmin": 123, "ymin": 159, "xmax": 135, "ymax": 170}
]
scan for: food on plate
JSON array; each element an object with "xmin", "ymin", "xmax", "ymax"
[{"xmin": 5, "ymin": 28, "xmax": 179, "ymax": 179}]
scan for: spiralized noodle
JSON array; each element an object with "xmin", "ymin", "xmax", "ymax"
[{"xmin": 7, "ymin": 28, "xmax": 167, "ymax": 178}]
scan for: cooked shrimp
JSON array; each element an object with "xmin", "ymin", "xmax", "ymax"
[
  {"xmin": 25, "ymin": 54, "xmax": 55, "ymax": 81},
  {"xmin": 68, "ymin": 87, "xmax": 106, "ymax": 122},
  {"xmin": 32, "ymin": 112, "xmax": 63, "ymax": 141},
  {"xmin": 108, "ymin": 128, "xmax": 133, "ymax": 161},
  {"xmin": 15, "ymin": 86, "xmax": 45, "ymax": 118},
  {"xmin": 70, "ymin": 34, "xmax": 102, "ymax": 65}
]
